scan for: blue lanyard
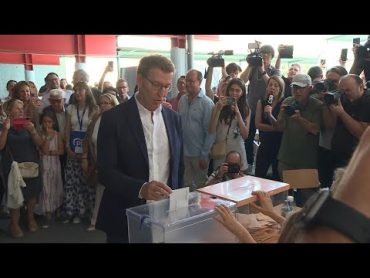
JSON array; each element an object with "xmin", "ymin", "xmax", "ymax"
[{"xmin": 76, "ymin": 104, "xmax": 87, "ymax": 131}]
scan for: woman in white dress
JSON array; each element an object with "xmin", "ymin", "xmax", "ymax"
[{"xmin": 209, "ymin": 78, "xmax": 251, "ymax": 172}]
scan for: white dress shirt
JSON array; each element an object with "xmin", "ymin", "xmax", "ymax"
[{"xmin": 135, "ymin": 92, "xmax": 170, "ymax": 184}]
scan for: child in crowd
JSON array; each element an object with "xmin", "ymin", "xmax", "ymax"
[{"xmin": 36, "ymin": 110, "xmax": 64, "ymax": 228}]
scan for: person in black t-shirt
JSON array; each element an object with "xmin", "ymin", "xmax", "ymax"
[{"xmin": 324, "ymin": 74, "xmax": 370, "ymax": 168}]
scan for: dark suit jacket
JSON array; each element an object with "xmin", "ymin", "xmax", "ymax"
[{"xmin": 96, "ymin": 97, "xmax": 184, "ymax": 240}]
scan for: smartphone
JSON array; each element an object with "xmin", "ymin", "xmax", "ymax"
[
  {"xmin": 353, "ymin": 38, "xmax": 361, "ymax": 44},
  {"xmin": 225, "ymin": 97, "xmax": 235, "ymax": 105},
  {"xmin": 108, "ymin": 61, "xmax": 114, "ymax": 71},
  {"xmin": 341, "ymin": 48, "xmax": 348, "ymax": 61},
  {"xmin": 13, "ymin": 117, "xmax": 31, "ymax": 130}
]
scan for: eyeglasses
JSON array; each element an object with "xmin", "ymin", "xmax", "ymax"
[{"xmin": 144, "ymin": 76, "xmax": 172, "ymax": 92}]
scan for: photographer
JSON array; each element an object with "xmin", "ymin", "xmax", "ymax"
[
  {"xmin": 208, "ymin": 78, "xmax": 250, "ymax": 172},
  {"xmin": 324, "ymin": 74, "xmax": 370, "ymax": 169},
  {"xmin": 350, "ymin": 36, "xmax": 370, "ymax": 82},
  {"xmin": 225, "ymin": 62, "xmax": 242, "ymax": 78},
  {"xmin": 276, "ymin": 74, "xmax": 323, "ymax": 205},
  {"xmin": 240, "ymin": 44, "xmax": 281, "ymax": 172},
  {"xmin": 205, "ymin": 151, "xmax": 245, "ymax": 186},
  {"xmin": 313, "ymin": 66, "xmax": 347, "ymax": 189}
]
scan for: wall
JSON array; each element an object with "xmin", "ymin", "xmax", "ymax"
[
  {"xmin": 0, "ymin": 64, "xmax": 25, "ymax": 98},
  {"xmin": 0, "ymin": 61, "xmax": 67, "ymax": 99}
]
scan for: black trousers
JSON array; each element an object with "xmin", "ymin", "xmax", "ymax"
[
  {"xmin": 318, "ymin": 146, "xmax": 335, "ymax": 188},
  {"xmin": 255, "ymin": 142, "xmax": 280, "ymax": 181}
]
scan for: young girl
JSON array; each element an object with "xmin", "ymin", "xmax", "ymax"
[{"xmin": 36, "ymin": 110, "xmax": 64, "ymax": 227}]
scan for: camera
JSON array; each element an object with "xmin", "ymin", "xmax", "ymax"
[
  {"xmin": 312, "ymin": 79, "xmax": 337, "ymax": 93},
  {"xmin": 228, "ymin": 163, "xmax": 240, "ymax": 174},
  {"xmin": 285, "ymin": 104, "xmax": 299, "ymax": 117},
  {"xmin": 246, "ymin": 41, "xmax": 262, "ymax": 67},
  {"xmin": 246, "ymin": 50, "xmax": 263, "ymax": 67},
  {"xmin": 323, "ymin": 90, "xmax": 341, "ymax": 106},
  {"xmin": 207, "ymin": 50, "xmax": 233, "ymax": 68},
  {"xmin": 279, "ymin": 45, "xmax": 294, "ymax": 59}
]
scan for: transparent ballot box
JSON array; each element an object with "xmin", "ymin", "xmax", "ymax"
[{"xmin": 126, "ymin": 192, "xmax": 237, "ymax": 243}]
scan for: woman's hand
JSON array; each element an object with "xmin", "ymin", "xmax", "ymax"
[
  {"xmin": 250, "ymin": 191, "xmax": 274, "ymax": 215},
  {"xmin": 231, "ymin": 99, "xmax": 240, "ymax": 115},
  {"xmin": 215, "ymin": 205, "xmax": 242, "ymax": 234},
  {"xmin": 3, "ymin": 118, "xmax": 10, "ymax": 130}
]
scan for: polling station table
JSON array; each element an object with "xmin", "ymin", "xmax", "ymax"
[{"xmin": 197, "ymin": 175, "xmax": 290, "ymax": 207}]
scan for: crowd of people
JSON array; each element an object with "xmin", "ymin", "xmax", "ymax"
[{"xmin": 0, "ymin": 38, "xmax": 369, "ymax": 243}]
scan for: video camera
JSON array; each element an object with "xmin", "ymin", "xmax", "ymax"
[
  {"xmin": 312, "ymin": 79, "xmax": 341, "ymax": 106},
  {"xmin": 285, "ymin": 102, "xmax": 300, "ymax": 117},
  {"xmin": 323, "ymin": 90, "xmax": 341, "ymax": 106},
  {"xmin": 246, "ymin": 41, "xmax": 263, "ymax": 67},
  {"xmin": 312, "ymin": 79, "xmax": 337, "ymax": 93},
  {"xmin": 207, "ymin": 50, "xmax": 233, "ymax": 68}
]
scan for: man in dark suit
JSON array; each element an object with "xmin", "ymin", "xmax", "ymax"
[{"xmin": 96, "ymin": 55, "xmax": 184, "ymax": 243}]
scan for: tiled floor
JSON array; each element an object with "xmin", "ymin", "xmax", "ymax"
[{"xmin": 0, "ymin": 215, "xmax": 106, "ymax": 243}]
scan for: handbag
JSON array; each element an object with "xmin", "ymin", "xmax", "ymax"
[
  {"xmin": 18, "ymin": 162, "xmax": 39, "ymax": 178},
  {"xmin": 7, "ymin": 147, "xmax": 39, "ymax": 178},
  {"xmin": 210, "ymin": 120, "xmax": 232, "ymax": 159},
  {"xmin": 210, "ymin": 140, "xmax": 227, "ymax": 159}
]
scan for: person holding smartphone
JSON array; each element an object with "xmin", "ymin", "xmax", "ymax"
[{"xmin": 208, "ymin": 78, "xmax": 251, "ymax": 173}]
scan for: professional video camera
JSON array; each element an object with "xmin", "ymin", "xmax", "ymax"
[
  {"xmin": 312, "ymin": 79, "xmax": 337, "ymax": 93},
  {"xmin": 207, "ymin": 50, "xmax": 233, "ymax": 68},
  {"xmin": 312, "ymin": 79, "xmax": 341, "ymax": 106},
  {"xmin": 246, "ymin": 41, "xmax": 263, "ymax": 67},
  {"xmin": 323, "ymin": 90, "xmax": 341, "ymax": 106}
]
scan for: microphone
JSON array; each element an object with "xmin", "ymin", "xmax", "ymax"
[
  {"xmin": 267, "ymin": 94, "xmax": 274, "ymax": 105},
  {"xmin": 264, "ymin": 94, "xmax": 274, "ymax": 121}
]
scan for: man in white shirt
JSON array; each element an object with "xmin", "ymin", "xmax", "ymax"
[{"xmin": 97, "ymin": 55, "xmax": 184, "ymax": 243}]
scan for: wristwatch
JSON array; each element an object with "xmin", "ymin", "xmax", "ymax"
[{"xmin": 295, "ymin": 189, "xmax": 370, "ymax": 243}]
